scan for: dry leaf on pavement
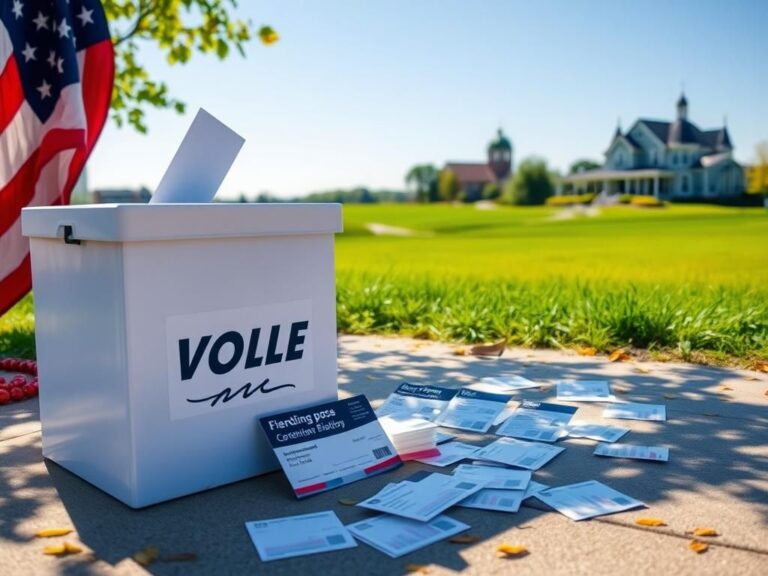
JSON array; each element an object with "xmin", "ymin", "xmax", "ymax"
[
  {"xmin": 632, "ymin": 366, "xmax": 652, "ymax": 374},
  {"xmin": 497, "ymin": 544, "xmax": 528, "ymax": 557},
  {"xmin": 578, "ymin": 347, "xmax": 597, "ymax": 356},
  {"xmin": 688, "ymin": 540, "xmax": 709, "ymax": 554},
  {"xmin": 43, "ymin": 542, "xmax": 82, "ymax": 556},
  {"xmin": 635, "ymin": 517, "xmax": 667, "ymax": 527},
  {"xmin": 718, "ymin": 385, "xmax": 733, "ymax": 392},
  {"xmin": 608, "ymin": 349, "xmax": 631, "ymax": 362},
  {"xmin": 470, "ymin": 340, "xmax": 507, "ymax": 357},
  {"xmin": 750, "ymin": 360, "xmax": 768, "ymax": 373},
  {"xmin": 453, "ymin": 348, "xmax": 467, "ymax": 356},
  {"xmin": 405, "ymin": 564, "xmax": 430, "ymax": 573},
  {"xmin": 449, "ymin": 534, "xmax": 482, "ymax": 544},
  {"xmin": 35, "ymin": 528, "xmax": 73, "ymax": 538},
  {"xmin": 133, "ymin": 545, "xmax": 160, "ymax": 567},
  {"xmin": 689, "ymin": 527, "xmax": 719, "ymax": 537},
  {"xmin": 338, "ymin": 498, "xmax": 358, "ymax": 506}
]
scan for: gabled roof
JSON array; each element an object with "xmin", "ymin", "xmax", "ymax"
[
  {"xmin": 444, "ymin": 162, "xmax": 495, "ymax": 184},
  {"xmin": 636, "ymin": 119, "xmax": 671, "ymax": 143},
  {"xmin": 632, "ymin": 118, "xmax": 731, "ymax": 149}
]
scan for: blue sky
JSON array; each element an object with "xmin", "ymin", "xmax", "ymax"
[{"xmin": 88, "ymin": 0, "xmax": 768, "ymax": 199}]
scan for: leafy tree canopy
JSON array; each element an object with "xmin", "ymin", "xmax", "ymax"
[
  {"xmin": 105, "ymin": 1, "xmax": 274, "ymax": 133},
  {"xmin": 569, "ymin": 158, "xmax": 601, "ymax": 174},
  {"xmin": 502, "ymin": 157, "xmax": 555, "ymax": 205}
]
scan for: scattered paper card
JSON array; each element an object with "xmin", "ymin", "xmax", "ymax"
[
  {"xmin": 474, "ymin": 437, "xmax": 565, "ymax": 470},
  {"xmin": 476, "ymin": 375, "xmax": 540, "ymax": 392},
  {"xmin": 415, "ymin": 442, "xmax": 481, "ymax": 467},
  {"xmin": 534, "ymin": 480, "xmax": 645, "ymax": 521},
  {"xmin": 151, "ymin": 108, "xmax": 245, "ymax": 203},
  {"xmin": 435, "ymin": 431, "xmax": 456, "ymax": 444},
  {"xmin": 594, "ymin": 443, "xmax": 669, "ymax": 462},
  {"xmin": 452, "ymin": 464, "xmax": 532, "ymax": 490},
  {"xmin": 346, "ymin": 514, "xmax": 469, "ymax": 558},
  {"xmin": 356, "ymin": 473, "xmax": 485, "ymax": 522},
  {"xmin": 603, "ymin": 402, "xmax": 666, "ymax": 421},
  {"xmin": 492, "ymin": 406, "xmax": 516, "ymax": 427},
  {"xmin": 522, "ymin": 480, "xmax": 551, "ymax": 500},
  {"xmin": 566, "ymin": 421, "xmax": 630, "ymax": 443},
  {"xmin": 435, "ymin": 387, "xmax": 513, "ymax": 433},
  {"xmin": 259, "ymin": 395, "xmax": 400, "ymax": 498},
  {"xmin": 458, "ymin": 488, "xmax": 525, "ymax": 513},
  {"xmin": 245, "ymin": 511, "xmax": 356, "ymax": 561},
  {"xmin": 556, "ymin": 380, "xmax": 615, "ymax": 402},
  {"xmin": 495, "ymin": 400, "xmax": 576, "ymax": 442},
  {"xmin": 376, "ymin": 383, "xmax": 457, "ymax": 421}
]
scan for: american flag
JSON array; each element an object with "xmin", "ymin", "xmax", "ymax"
[{"xmin": 0, "ymin": 0, "xmax": 113, "ymax": 316}]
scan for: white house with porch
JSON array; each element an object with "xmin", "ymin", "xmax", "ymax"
[{"xmin": 562, "ymin": 94, "xmax": 744, "ymax": 199}]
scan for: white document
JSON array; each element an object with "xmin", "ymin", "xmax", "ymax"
[
  {"xmin": 566, "ymin": 421, "xmax": 630, "ymax": 443},
  {"xmin": 452, "ymin": 464, "xmax": 532, "ymax": 490},
  {"xmin": 356, "ymin": 473, "xmax": 485, "ymax": 522},
  {"xmin": 245, "ymin": 511, "xmax": 356, "ymax": 561},
  {"xmin": 376, "ymin": 383, "xmax": 457, "ymax": 420},
  {"xmin": 435, "ymin": 387, "xmax": 513, "ymax": 433},
  {"xmin": 594, "ymin": 443, "xmax": 669, "ymax": 462},
  {"xmin": 435, "ymin": 431, "xmax": 456, "ymax": 444},
  {"xmin": 495, "ymin": 400, "xmax": 576, "ymax": 442},
  {"xmin": 151, "ymin": 108, "xmax": 245, "ymax": 203},
  {"xmin": 522, "ymin": 480, "xmax": 550, "ymax": 500},
  {"xmin": 475, "ymin": 375, "xmax": 540, "ymax": 392},
  {"xmin": 492, "ymin": 406, "xmax": 516, "ymax": 427},
  {"xmin": 556, "ymin": 380, "xmax": 615, "ymax": 402},
  {"xmin": 474, "ymin": 437, "xmax": 565, "ymax": 470},
  {"xmin": 535, "ymin": 480, "xmax": 645, "ymax": 521},
  {"xmin": 260, "ymin": 396, "xmax": 400, "ymax": 498},
  {"xmin": 603, "ymin": 402, "xmax": 666, "ymax": 421},
  {"xmin": 346, "ymin": 514, "xmax": 469, "ymax": 558},
  {"xmin": 415, "ymin": 442, "xmax": 481, "ymax": 467},
  {"xmin": 458, "ymin": 488, "xmax": 525, "ymax": 513}
]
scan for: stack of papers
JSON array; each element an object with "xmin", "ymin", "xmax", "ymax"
[
  {"xmin": 594, "ymin": 443, "xmax": 669, "ymax": 462},
  {"xmin": 346, "ymin": 514, "xmax": 470, "ymax": 558},
  {"xmin": 259, "ymin": 395, "xmax": 401, "ymax": 498},
  {"xmin": 379, "ymin": 413, "xmax": 439, "ymax": 460},
  {"xmin": 556, "ymin": 380, "xmax": 615, "ymax": 402},
  {"xmin": 245, "ymin": 511, "xmax": 356, "ymax": 561},
  {"xmin": 474, "ymin": 437, "xmax": 565, "ymax": 470},
  {"xmin": 356, "ymin": 472, "xmax": 485, "ymax": 521},
  {"xmin": 603, "ymin": 402, "xmax": 666, "ymax": 421},
  {"xmin": 535, "ymin": 480, "xmax": 645, "ymax": 520},
  {"xmin": 495, "ymin": 400, "xmax": 577, "ymax": 442},
  {"xmin": 376, "ymin": 382, "xmax": 457, "ymax": 421},
  {"xmin": 435, "ymin": 387, "xmax": 513, "ymax": 433}
]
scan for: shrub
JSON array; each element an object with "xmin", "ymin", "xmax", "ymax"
[
  {"xmin": 546, "ymin": 194, "xmax": 595, "ymax": 206},
  {"xmin": 630, "ymin": 196, "xmax": 665, "ymax": 208}
]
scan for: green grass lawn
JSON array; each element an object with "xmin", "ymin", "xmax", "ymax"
[{"xmin": 2, "ymin": 203, "xmax": 767, "ymax": 364}]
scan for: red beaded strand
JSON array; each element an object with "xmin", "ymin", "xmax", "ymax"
[{"xmin": 0, "ymin": 358, "xmax": 39, "ymax": 405}]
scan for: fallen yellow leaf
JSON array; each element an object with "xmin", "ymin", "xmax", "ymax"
[
  {"xmin": 744, "ymin": 376, "xmax": 759, "ymax": 381},
  {"xmin": 43, "ymin": 541, "xmax": 82, "ymax": 556},
  {"xmin": 632, "ymin": 367, "xmax": 652, "ymax": 374},
  {"xmin": 718, "ymin": 385, "xmax": 733, "ymax": 392},
  {"xmin": 497, "ymin": 544, "xmax": 528, "ymax": 557},
  {"xmin": 449, "ymin": 534, "xmax": 481, "ymax": 544},
  {"xmin": 690, "ymin": 527, "xmax": 719, "ymax": 537},
  {"xmin": 688, "ymin": 540, "xmax": 709, "ymax": 554},
  {"xmin": 337, "ymin": 498, "xmax": 358, "ymax": 506},
  {"xmin": 453, "ymin": 348, "xmax": 467, "ymax": 356},
  {"xmin": 750, "ymin": 360, "xmax": 768, "ymax": 373},
  {"xmin": 578, "ymin": 347, "xmax": 597, "ymax": 356},
  {"xmin": 470, "ymin": 340, "xmax": 507, "ymax": 357},
  {"xmin": 405, "ymin": 564, "xmax": 430, "ymax": 574},
  {"xmin": 635, "ymin": 517, "xmax": 667, "ymax": 527},
  {"xmin": 258, "ymin": 26, "xmax": 279, "ymax": 45},
  {"xmin": 608, "ymin": 349, "xmax": 631, "ymax": 362},
  {"xmin": 133, "ymin": 545, "xmax": 160, "ymax": 567},
  {"xmin": 35, "ymin": 528, "xmax": 73, "ymax": 538}
]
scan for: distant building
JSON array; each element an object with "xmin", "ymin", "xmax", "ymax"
[
  {"xmin": 91, "ymin": 187, "xmax": 152, "ymax": 203},
  {"xmin": 444, "ymin": 128, "xmax": 514, "ymax": 201},
  {"xmin": 562, "ymin": 94, "xmax": 744, "ymax": 199}
]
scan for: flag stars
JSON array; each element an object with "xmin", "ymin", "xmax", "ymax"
[
  {"xmin": 77, "ymin": 6, "xmax": 94, "ymax": 26},
  {"xmin": 47, "ymin": 50, "xmax": 56, "ymax": 68},
  {"xmin": 12, "ymin": 0, "xmax": 23, "ymax": 19},
  {"xmin": 33, "ymin": 11, "xmax": 49, "ymax": 30},
  {"xmin": 37, "ymin": 79, "xmax": 52, "ymax": 100},
  {"xmin": 56, "ymin": 57, "xmax": 64, "ymax": 74},
  {"xmin": 21, "ymin": 42, "xmax": 36, "ymax": 63},
  {"xmin": 58, "ymin": 18, "xmax": 72, "ymax": 39}
]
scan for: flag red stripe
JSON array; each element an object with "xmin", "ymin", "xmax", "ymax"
[
  {"xmin": 0, "ymin": 55, "xmax": 24, "ymax": 134},
  {"xmin": 0, "ymin": 253, "xmax": 31, "ymax": 317},
  {"xmin": 0, "ymin": 128, "xmax": 85, "ymax": 236}
]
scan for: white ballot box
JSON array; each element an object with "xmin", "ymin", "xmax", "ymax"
[{"xmin": 21, "ymin": 203, "xmax": 342, "ymax": 508}]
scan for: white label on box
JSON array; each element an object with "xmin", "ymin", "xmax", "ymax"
[{"xmin": 165, "ymin": 300, "xmax": 313, "ymax": 420}]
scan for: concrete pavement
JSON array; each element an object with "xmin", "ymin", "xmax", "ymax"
[{"xmin": 1, "ymin": 335, "xmax": 767, "ymax": 575}]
